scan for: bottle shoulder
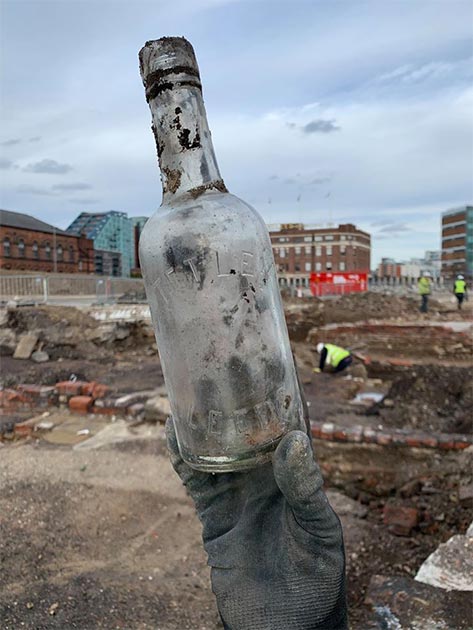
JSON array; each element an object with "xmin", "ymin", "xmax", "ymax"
[{"xmin": 140, "ymin": 191, "xmax": 268, "ymax": 247}]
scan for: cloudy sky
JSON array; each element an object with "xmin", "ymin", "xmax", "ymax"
[{"xmin": 1, "ymin": 0, "xmax": 472, "ymax": 266}]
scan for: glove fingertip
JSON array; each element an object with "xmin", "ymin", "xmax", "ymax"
[{"xmin": 273, "ymin": 430, "xmax": 324, "ymax": 508}]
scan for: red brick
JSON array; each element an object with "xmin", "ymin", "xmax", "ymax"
[
  {"xmin": 56, "ymin": 381, "xmax": 88, "ymax": 396},
  {"xmin": 0, "ymin": 389, "xmax": 31, "ymax": 409},
  {"xmin": 311, "ymin": 424, "xmax": 323, "ymax": 439},
  {"xmin": 388, "ymin": 358, "xmax": 413, "ymax": 367},
  {"xmin": 420, "ymin": 435, "xmax": 439, "ymax": 448},
  {"xmin": 376, "ymin": 432, "xmax": 393, "ymax": 446},
  {"xmin": 14, "ymin": 422, "xmax": 33, "ymax": 437},
  {"xmin": 81, "ymin": 382, "xmax": 110, "ymax": 399},
  {"xmin": 333, "ymin": 428, "xmax": 348, "ymax": 441},
  {"xmin": 383, "ymin": 505, "xmax": 418, "ymax": 536},
  {"xmin": 320, "ymin": 422, "xmax": 335, "ymax": 440},
  {"xmin": 405, "ymin": 434, "xmax": 424, "ymax": 448},
  {"xmin": 391, "ymin": 432, "xmax": 409, "ymax": 446},
  {"xmin": 453, "ymin": 441, "xmax": 471, "ymax": 450},
  {"xmin": 344, "ymin": 426, "xmax": 363, "ymax": 443},
  {"xmin": 363, "ymin": 428, "xmax": 377, "ymax": 443},
  {"xmin": 438, "ymin": 439, "xmax": 455, "ymax": 450},
  {"xmin": 69, "ymin": 396, "xmax": 93, "ymax": 414}
]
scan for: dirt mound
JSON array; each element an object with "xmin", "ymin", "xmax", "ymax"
[
  {"xmin": 284, "ymin": 302, "xmax": 325, "ymax": 341},
  {"xmin": 1, "ymin": 306, "xmax": 156, "ymax": 362},
  {"xmin": 323, "ymin": 292, "xmax": 445, "ymax": 324},
  {"xmin": 367, "ymin": 365, "xmax": 473, "ymax": 434},
  {"xmin": 284, "ymin": 293, "xmax": 449, "ymax": 341}
]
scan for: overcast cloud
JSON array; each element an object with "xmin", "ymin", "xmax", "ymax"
[{"xmin": 1, "ymin": 0, "xmax": 472, "ymax": 265}]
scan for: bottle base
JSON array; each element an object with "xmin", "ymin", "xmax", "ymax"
[{"xmin": 181, "ymin": 435, "xmax": 284, "ymax": 473}]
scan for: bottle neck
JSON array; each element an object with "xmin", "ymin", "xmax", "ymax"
[{"xmin": 148, "ymin": 82, "xmax": 227, "ymax": 203}]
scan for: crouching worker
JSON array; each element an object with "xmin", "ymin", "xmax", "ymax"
[{"xmin": 315, "ymin": 342, "xmax": 353, "ymax": 373}]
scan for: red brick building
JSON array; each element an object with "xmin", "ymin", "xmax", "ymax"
[
  {"xmin": 269, "ymin": 222, "xmax": 371, "ymax": 287},
  {"xmin": 0, "ymin": 209, "xmax": 94, "ymax": 273},
  {"xmin": 441, "ymin": 206, "xmax": 473, "ymax": 279}
]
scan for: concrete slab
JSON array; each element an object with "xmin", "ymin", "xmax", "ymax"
[
  {"xmin": 13, "ymin": 333, "xmax": 38, "ymax": 359},
  {"xmin": 415, "ymin": 534, "xmax": 473, "ymax": 591}
]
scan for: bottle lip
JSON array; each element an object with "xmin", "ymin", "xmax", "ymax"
[{"xmin": 139, "ymin": 37, "xmax": 202, "ymax": 102}]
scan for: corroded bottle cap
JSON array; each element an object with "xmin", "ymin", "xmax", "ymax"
[{"xmin": 139, "ymin": 37, "xmax": 202, "ymax": 102}]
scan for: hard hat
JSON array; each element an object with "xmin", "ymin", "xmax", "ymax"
[
  {"xmin": 457, "ymin": 274, "xmax": 464, "ymax": 279},
  {"xmin": 316, "ymin": 342, "xmax": 324, "ymax": 353}
]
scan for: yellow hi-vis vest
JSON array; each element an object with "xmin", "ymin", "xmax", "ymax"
[
  {"xmin": 418, "ymin": 277, "xmax": 431, "ymax": 295},
  {"xmin": 454, "ymin": 279, "xmax": 466, "ymax": 294},
  {"xmin": 325, "ymin": 343, "xmax": 350, "ymax": 367}
]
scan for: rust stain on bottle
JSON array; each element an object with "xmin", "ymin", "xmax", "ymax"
[
  {"xmin": 162, "ymin": 167, "xmax": 182, "ymax": 194},
  {"xmin": 189, "ymin": 179, "xmax": 228, "ymax": 199}
]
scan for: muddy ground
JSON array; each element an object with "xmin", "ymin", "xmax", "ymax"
[{"xmin": 1, "ymin": 293, "xmax": 472, "ymax": 629}]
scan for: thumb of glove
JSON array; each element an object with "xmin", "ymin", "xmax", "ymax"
[{"xmin": 273, "ymin": 430, "xmax": 341, "ymax": 541}]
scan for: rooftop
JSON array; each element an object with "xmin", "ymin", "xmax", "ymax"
[{"xmin": 0, "ymin": 209, "xmax": 69, "ymax": 236}]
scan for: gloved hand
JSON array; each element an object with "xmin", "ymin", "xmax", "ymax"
[
  {"xmin": 313, "ymin": 367, "xmax": 322, "ymax": 373},
  {"xmin": 166, "ymin": 419, "xmax": 348, "ymax": 630}
]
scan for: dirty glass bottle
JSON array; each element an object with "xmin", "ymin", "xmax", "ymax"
[{"xmin": 138, "ymin": 37, "xmax": 305, "ymax": 471}]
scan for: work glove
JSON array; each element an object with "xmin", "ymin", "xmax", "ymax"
[{"xmin": 166, "ymin": 419, "xmax": 348, "ymax": 630}]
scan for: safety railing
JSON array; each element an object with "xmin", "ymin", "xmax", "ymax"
[{"xmin": 0, "ymin": 273, "xmax": 145, "ymax": 304}]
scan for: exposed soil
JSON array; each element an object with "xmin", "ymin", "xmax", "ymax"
[
  {"xmin": 366, "ymin": 364, "xmax": 473, "ymax": 434},
  {"xmin": 1, "ymin": 295, "xmax": 472, "ymax": 628}
]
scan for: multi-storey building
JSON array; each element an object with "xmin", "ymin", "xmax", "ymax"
[
  {"xmin": 269, "ymin": 223, "xmax": 371, "ymax": 287},
  {"xmin": 0, "ymin": 209, "xmax": 94, "ymax": 273},
  {"xmin": 67, "ymin": 211, "xmax": 133, "ymax": 277},
  {"xmin": 441, "ymin": 206, "xmax": 473, "ymax": 279},
  {"xmin": 377, "ymin": 257, "xmax": 401, "ymax": 280}
]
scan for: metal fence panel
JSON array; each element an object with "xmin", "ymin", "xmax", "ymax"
[{"xmin": 0, "ymin": 273, "xmax": 145, "ymax": 304}]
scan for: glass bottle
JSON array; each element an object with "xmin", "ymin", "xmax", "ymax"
[{"xmin": 138, "ymin": 37, "xmax": 305, "ymax": 471}]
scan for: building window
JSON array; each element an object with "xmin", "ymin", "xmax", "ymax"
[
  {"xmin": 295, "ymin": 246, "xmax": 301, "ymax": 254},
  {"xmin": 95, "ymin": 253, "xmax": 104, "ymax": 274},
  {"xmin": 45, "ymin": 242, "xmax": 51, "ymax": 260},
  {"xmin": 326, "ymin": 262, "xmax": 332, "ymax": 270},
  {"xmin": 316, "ymin": 262, "xmax": 322, "ymax": 271},
  {"xmin": 316, "ymin": 246, "xmax": 321, "ymax": 256},
  {"xmin": 57, "ymin": 244, "xmax": 63, "ymax": 262},
  {"xmin": 305, "ymin": 246, "xmax": 311, "ymax": 254},
  {"xmin": 340, "ymin": 246, "xmax": 346, "ymax": 255},
  {"xmin": 314, "ymin": 236, "xmax": 323, "ymax": 241},
  {"xmin": 304, "ymin": 236, "xmax": 312, "ymax": 242},
  {"xmin": 305, "ymin": 262, "xmax": 311, "ymax": 272},
  {"xmin": 339, "ymin": 261, "xmax": 345, "ymax": 271},
  {"xmin": 295, "ymin": 264, "xmax": 301, "ymax": 272},
  {"xmin": 280, "ymin": 247, "xmax": 286, "ymax": 258},
  {"xmin": 18, "ymin": 239, "xmax": 25, "ymax": 258},
  {"xmin": 112, "ymin": 257, "xmax": 120, "ymax": 276},
  {"xmin": 32, "ymin": 241, "xmax": 39, "ymax": 259},
  {"xmin": 326, "ymin": 246, "xmax": 332, "ymax": 256},
  {"xmin": 325, "ymin": 235, "xmax": 334, "ymax": 241},
  {"xmin": 3, "ymin": 237, "xmax": 11, "ymax": 257},
  {"xmin": 341, "ymin": 235, "xmax": 346, "ymax": 241},
  {"xmin": 69, "ymin": 246, "xmax": 75, "ymax": 262}
]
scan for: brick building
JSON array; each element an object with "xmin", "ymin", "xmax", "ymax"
[
  {"xmin": 377, "ymin": 257, "xmax": 401, "ymax": 280},
  {"xmin": 441, "ymin": 205, "xmax": 473, "ymax": 279},
  {"xmin": 0, "ymin": 209, "xmax": 94, "ymax": 273},
  {"xmin": 269, "ymin": 223, "xmax": 371, "ymax": 287}
]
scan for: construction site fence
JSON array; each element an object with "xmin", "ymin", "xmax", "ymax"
[
  {"xmin": 0, "ymin": 273, "xmax": 145, "ymax": 304},
  {"xmin": 311, "ymin": 282, "xmax": 366, "ymax": 297}
]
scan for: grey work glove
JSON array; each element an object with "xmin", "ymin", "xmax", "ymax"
[{"xmin": 166, "ymin": 419, "xmax": 348, "ymax": 630}]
